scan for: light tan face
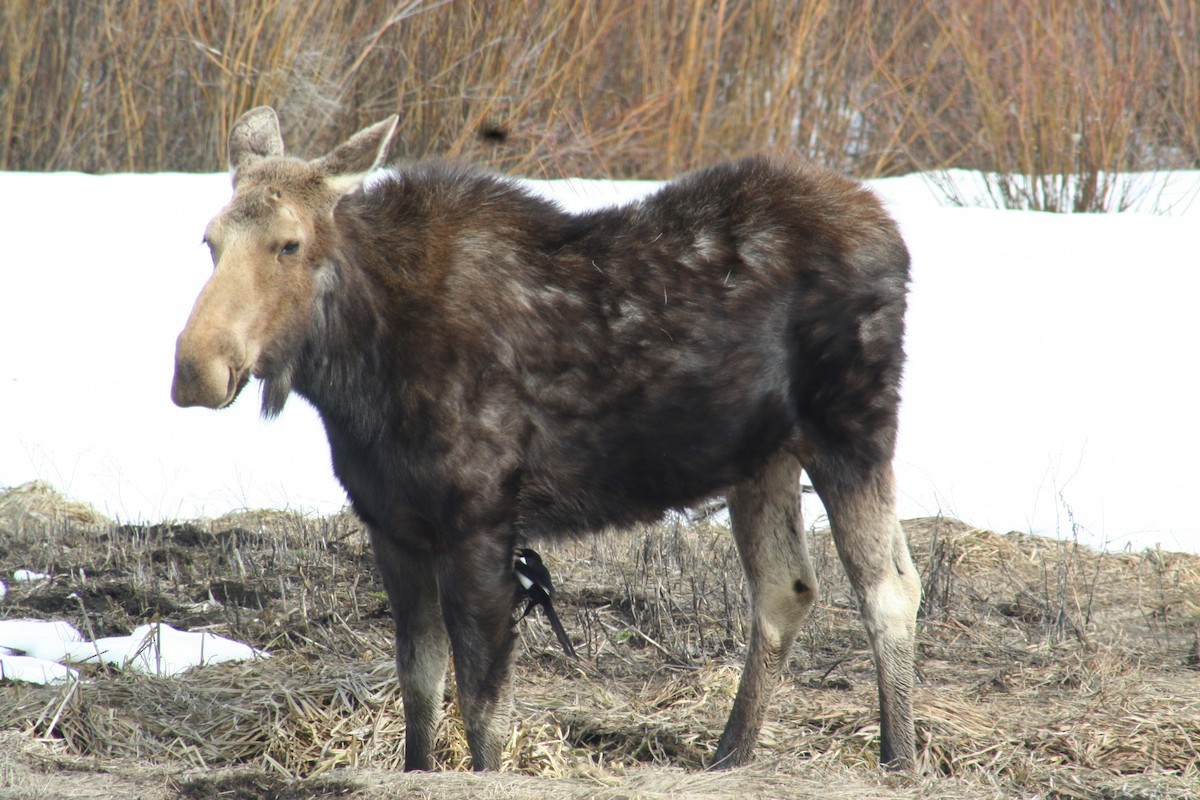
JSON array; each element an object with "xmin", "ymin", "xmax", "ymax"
[
  {"xmin": 171, "ymin": 168, "xmax": 326, "ymax": 409},
  {"xmin": 170, "ymin": 107, "xmax": 397, "ymax": 410}
]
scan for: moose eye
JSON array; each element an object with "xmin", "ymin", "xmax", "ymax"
[{"xmin": 280, "ymin": 241, "xmax": 300, "ymax": 256}]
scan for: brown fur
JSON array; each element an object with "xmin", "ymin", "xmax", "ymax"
[{"xmin": 172, "ymin": 107, "xmax": 921, "ymax": 772}]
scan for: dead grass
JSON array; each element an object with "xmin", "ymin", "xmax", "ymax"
[
  {"xmin": 1, "ymin": 485, "xmax": 1199, "ymax": 798},
  {"xmin": 2, "ymin": 0, "xmax": 1196, "ymax": 209},
  {"xmin": 0, "ymin": 481, "xmax": 110, "ymax": 533},
  {"xmin": 866, "ymin": 0, "xmax": 1200, "ymax": 211}
]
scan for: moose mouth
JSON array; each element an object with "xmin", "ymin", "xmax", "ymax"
[
  {"xmin": 222, "ymin": 367, "xmax": 252, "ymax": 409},
  {"xmin": 173, "ymin": 358, "xmax": 252, "ymax": 410}
]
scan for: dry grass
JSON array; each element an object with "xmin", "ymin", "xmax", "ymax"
[
  {"xmin": 867, "ymin": 0, "xmax": 1200, "ymax": 211},
  {"xmin": 1, "ymin": 484, "xmax": 1199, "ymax": 798},
  {"xmin": 0, "ymin": 481, "xmax": 110, "ymax": 532},
  {"xmin": 2, "ymin": 0, "xmax": 1196, "ymax": 211}
]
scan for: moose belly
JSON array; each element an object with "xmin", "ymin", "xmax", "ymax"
[{"xmin": 515, "ymin": 375, "xmax": 797, "ymax": 539}]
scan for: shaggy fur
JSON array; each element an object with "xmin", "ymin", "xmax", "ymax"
[{"xmin": 172, "ymin": 108, "xmax": 921, "ymax": 773}]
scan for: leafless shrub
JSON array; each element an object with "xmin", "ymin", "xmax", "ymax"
[
  {"xmin": 4, "ymin": 0, "xmax": 1194, "ymax": 206},
  {"xmin": 865, "ymin": 0, "xmax": 1199, "ymax": 210}
]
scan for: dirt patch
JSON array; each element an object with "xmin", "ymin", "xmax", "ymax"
[
  {"xmin": 177, "ymin": 772, "xmax": 361, "ymax": 800},
  {"xmin": 18, "ymin": 582, "xmax": 181, "ymax": 632}
]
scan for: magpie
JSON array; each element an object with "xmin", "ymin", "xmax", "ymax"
[{"xmin": 514, "ymin": 547, "xmax": 578, "ymax": 660}]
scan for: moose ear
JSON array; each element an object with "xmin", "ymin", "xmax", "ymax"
[
  {"xmin": 228, "ymin": 107, "xmax": 285, "ymax": 174},
  {"xmin": 315, "ymin": 114, "xmax": 400, "ymax": 195}
]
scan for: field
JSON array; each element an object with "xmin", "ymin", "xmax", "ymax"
[
  {"xmin": 3, "ymin": 1, "xmax": 1198, "ymax": 797},
  {"xmin": 1, "ymin": 483, "xmax": 1198, "ymax": 799}
]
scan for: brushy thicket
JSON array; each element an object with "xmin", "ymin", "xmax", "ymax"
[{"xmin": 2, "ymin": 0, "xmax": 1198, "ymax": 210}]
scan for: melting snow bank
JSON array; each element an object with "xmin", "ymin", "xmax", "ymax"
[
  {"xmin": 1, "ymin": 170, "xmax": 1199, "ymax": 551},
  {"xmin": 0, "ymin": 618, "xmax": 268, "ymax": 685}
]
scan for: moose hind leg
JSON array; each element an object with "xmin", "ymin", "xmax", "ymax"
[
  {"xmin": 713, "ymin": 452, "xmax": 817, "ymax": 768},
  {"xmin": 369, "ymin": 529, "xmax": 449, "ymax": 771},
  {"xmin": 809, "ymin": 458, "xmax": 920, "ymax": 769}
]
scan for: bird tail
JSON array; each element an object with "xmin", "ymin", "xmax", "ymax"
[{"xmin": 542, "ymin": 602, "xmax": 579, "ymax": 660}]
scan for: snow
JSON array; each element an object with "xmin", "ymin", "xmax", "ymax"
[
  {"xmin": 0, "ymin": 617, "xmax": 268, "ymax": 684},
  {"xmin": 0, "ymin": 620, "xmax": 86, "ymax": 664},
  {"xmin": 12, "ymin": 569, "xmax": 49, "ymax": 582},
  {"xmin": 1, "ymin": 168, "xmax": 1198, "ymax": 557},
  {"xmin": 0, "ymin": 655, "xmax": 78, "ymax": 685}
]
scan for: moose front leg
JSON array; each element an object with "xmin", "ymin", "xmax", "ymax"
[
  {"xmin": 369, "ymin": 528, "xmax": 449, "ymax": 771},
  {"xmin": 437, "ymin": 534, "xmax": 520, "ymax": 771}
]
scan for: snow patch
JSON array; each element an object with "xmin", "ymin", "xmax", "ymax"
[
  {"xmin": 1, "ymin": 169, "xmax": 1198, "ymax": 553},
  {"xmin": 0, "ymin": 618, "xmax": 267, "ymax": 685}
]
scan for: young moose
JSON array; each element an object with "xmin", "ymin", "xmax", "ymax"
[{"xmin": 172, "ymin": 107, "xmax": 921, "ymax": 771}]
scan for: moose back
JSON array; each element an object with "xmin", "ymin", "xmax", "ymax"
[{"xmin": 172, "ymin": 107, "xmax": 921, "ymax": 771}]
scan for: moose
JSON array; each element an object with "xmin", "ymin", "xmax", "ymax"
[{"xmin": 172, "ymin": 107, "xmax": 921, "ymax": 771}]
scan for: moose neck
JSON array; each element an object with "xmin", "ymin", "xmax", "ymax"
[
  {"xmin": 297, "ymin": 265, "xmax": 388, "ymax": 432},
  {"xmin": 276, "ymin": 195, "xmax": 431, "ymax": 447},
  {"xmin": 267, "ymin": 164, "xmax": 577, "ymax": 463}
]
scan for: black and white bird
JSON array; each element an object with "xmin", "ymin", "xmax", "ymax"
[{"xmin": 514, "ymin": 547, "xmax": 578, "ymax": 660}]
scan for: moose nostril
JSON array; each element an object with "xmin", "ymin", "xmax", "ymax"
[
  {"xmin": 171, "ymin": 359, "xmax": 197, "ymax": 407},
  {"xmin": 172, "ymin": 358, "xmax": 199, "ymax": 387},
  {"xmin": 171, "ymin": 354, "xmax": 234, "ymax": 408},
  {"xmin": 174, "ymin": 360, "xmax": 195, "ymax": 384}
]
